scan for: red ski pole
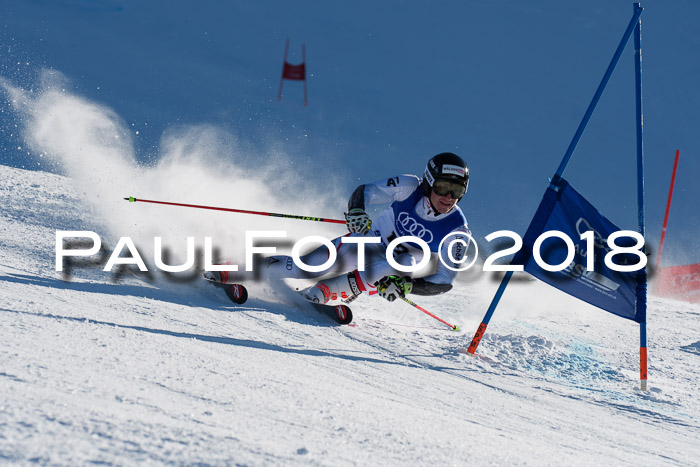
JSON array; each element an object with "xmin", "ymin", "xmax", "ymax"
[
  {"xmin": 124, "ymin": 196, "xmax": 346, "ymax": 225},
  {"xmin": 400, "ymin": 296, "xmax": 459, "ymax": 331}
]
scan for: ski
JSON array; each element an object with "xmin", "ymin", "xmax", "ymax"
[
  {"xmin": 308, "ymin": 302, "xmax": 354, "ymax": 325},
  {"xmin": 204, "ymin": 277, "xmax": 249, "ymax": 305},
  {"xmin": 295, "ymin": 285, "xmax": 354, "ymax": 325},
  {"xmin": 203, "ymin": 274, "xmax": 352, "ymax": 325},
  {"xmin": 224, "ymin": 283, "xmax": 248, "ymax": 304}
]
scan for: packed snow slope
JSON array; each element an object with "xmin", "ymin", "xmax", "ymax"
[{"xmin": 2, "ymin": 165, "xmax": 700, "ymax": 464}]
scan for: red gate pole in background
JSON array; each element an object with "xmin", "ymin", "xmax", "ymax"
[
  {"xmin": 277, "ymin": 38, "xmax": 308, "ymax": 106},
  {"xmin": 655, "ymin": 149, "xmax": 680, "ymax": 269}
]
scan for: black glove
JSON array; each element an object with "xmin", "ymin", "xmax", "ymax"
[{"xmin": 374, "ymin": 275, "xmax": 412, "ymax": 302}]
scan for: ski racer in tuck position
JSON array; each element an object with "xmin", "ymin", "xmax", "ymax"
[{"xmin": 208, "ymin": 152, "xmax": 472, "ymax": 306}]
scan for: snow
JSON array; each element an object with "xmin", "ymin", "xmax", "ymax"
[
  {"xmin": 2, "ymin": 0, "xmax": 700, "ymax": 464},
  {"xmin": 2, "ymin": 164, "xmax": 700, "ymax": 464}
]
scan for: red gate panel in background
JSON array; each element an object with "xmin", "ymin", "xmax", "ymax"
[
  {"xmin": 655, "ymin": 263, "xmax": 700, "ymax": 303},
  {"xmin": 652, "ymin": 149, "xmax": 700, "ymax": 303},
  {"xmin": 277, "ymin": 38, "xmax": 308, "ymax": 106}
]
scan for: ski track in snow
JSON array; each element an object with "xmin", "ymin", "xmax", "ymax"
[{"xmin": 2, "ymin": 164, "xmax": 700, "ymax": 465}]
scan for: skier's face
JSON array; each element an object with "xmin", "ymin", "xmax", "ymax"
[{"xmin": 430, "ymin": 190, "xmax": 458, "ymax": 214}]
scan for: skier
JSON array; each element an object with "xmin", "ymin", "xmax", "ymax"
[{"xmin": 259, "ymin": 152, "xmax": 472, "ymax": 305}]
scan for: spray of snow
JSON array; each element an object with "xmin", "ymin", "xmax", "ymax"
[{"xmin": 1, "ymin": 71, "xmax": 347, "ymax": 290}]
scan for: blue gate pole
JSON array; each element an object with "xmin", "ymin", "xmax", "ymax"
[
  {"xmin": 552, "ymin": 5, "xmax": 644, "ymax": 183},
  {"xmin": 467, "ymin": 6, "xmax": 644, "ymax": 356},
  {"xmin": 633, "ymin": 3, "xmax": 648, "ymax": 391},
  {"xmin": 467, "ymin": 271, "xmax": 513, "ymax": 354}
]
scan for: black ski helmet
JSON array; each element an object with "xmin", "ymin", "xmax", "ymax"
[{"xmin": 422, "ymin": 152, "xmax": 469, "ymax": 199}]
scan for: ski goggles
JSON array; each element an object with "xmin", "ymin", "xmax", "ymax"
[{"xmin": 432, "ymin": 179, "xmax": 467, "ymax": 199}]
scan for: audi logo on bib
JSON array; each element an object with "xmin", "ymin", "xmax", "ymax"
[{"xmin": 396, "ymin": 212, "xmax": 434, "ymax": 243}]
